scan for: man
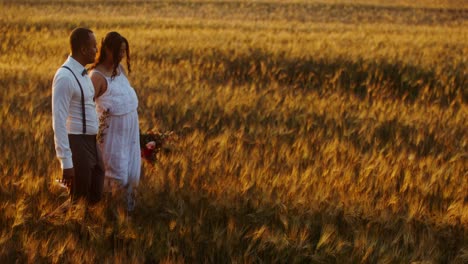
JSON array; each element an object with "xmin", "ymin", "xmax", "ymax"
[{"xmin": 52, "ymin": 27, "xmax": 104, "ymax": 204}]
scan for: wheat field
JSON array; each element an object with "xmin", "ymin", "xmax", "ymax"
[{"xmin": 0, "ymin": 0, "xmax": 467, "ymax": 263}]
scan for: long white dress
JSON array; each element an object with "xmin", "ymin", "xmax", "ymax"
[{"xmin": 93, "ymin": 67, "xmax": 141, "ymax": 192}]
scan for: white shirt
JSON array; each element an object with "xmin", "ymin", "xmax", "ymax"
[{"xmin": 52, "ymin": 56, "xmax": 98, "ymax": 169}]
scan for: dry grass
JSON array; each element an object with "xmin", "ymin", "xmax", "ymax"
[{"xmin": 0, "ymin": 0, "xmax": 467, "ymax": 263}]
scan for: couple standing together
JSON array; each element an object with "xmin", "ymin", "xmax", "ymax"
[{"xmin": 52, "ymin": 28, "xmax": 140, "ymax": 211}]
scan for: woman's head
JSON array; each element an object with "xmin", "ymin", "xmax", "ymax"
[{"xmin": 94, "ymin": 31, "xmax": 131, "ymax": 78}]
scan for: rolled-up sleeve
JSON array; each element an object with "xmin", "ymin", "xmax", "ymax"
[{"xmin": 52, "ymin": 72, "xmax": 73, "ymax": 169}]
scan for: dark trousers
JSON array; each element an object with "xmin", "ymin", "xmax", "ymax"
[{"xmin": 68, "ymin": 134, "xmax": 104, "ymax": 204}]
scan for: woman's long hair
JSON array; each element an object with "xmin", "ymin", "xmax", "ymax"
[{"xmin": 91, "ymin": 31, "xmax": 131, "ymax": 79}]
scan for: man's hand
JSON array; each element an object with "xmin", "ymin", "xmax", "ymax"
[{"xmin": 62, "ymin": 168, "xmax": 75, "ymax": 189}]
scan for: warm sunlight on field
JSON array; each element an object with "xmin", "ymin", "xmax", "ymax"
[{"xmin": 0, "ymin": 0, "xmax": 467, "ymax": 263}]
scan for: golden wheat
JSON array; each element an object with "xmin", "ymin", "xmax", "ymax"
[{"xmin": 0, "ymin": 0, "xmax": 467, "ymax": 263}]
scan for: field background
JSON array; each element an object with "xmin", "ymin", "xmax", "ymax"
[{"xmin": 0, "ymin": 0, "xmax": 467, "ymax": 263}]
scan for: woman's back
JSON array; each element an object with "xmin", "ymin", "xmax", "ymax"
[{"xmin": 93, "ymin": 66, "xmax": 138, "ymax": 116}]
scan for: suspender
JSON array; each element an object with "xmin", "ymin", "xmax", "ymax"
[{"xmin": 61, "ymin": 66, "xmax": 87, "ymax": 134}]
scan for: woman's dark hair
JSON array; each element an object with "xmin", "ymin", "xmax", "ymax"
[{"xmin": 92, "ymin": 31, "xmax": 131, "ymax": 79}]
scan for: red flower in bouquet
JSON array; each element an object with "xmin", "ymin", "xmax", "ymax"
[
  {"xmin": 140, "ymin": 130, "xmax": 175, "ymax": 165},
  {"xmin": 141, "ymin": 144, "xmax": 154, "ymax": 160}
]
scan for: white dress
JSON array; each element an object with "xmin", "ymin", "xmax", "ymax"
[{"xmin": 93, "ymin": 67, "xmax": 141, "ymax": 189}]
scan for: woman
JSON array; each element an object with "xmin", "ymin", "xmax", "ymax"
[{"xmin": 90, "ymin": 32, "xmax": 140, "ymax": 211}]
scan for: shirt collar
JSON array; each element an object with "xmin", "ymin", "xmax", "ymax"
[{"xmin": 65, "ymin": 56, "xmax": 88, "ymax": 76}]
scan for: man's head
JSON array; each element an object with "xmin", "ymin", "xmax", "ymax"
[{"xmin": 69, "ymin": 27, "xmax": 97, "ymax": 65}]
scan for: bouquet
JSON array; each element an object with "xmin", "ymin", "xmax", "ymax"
[{"xmin": 140, "ymin": 130, "xmax": 175, "ymax": 165}]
